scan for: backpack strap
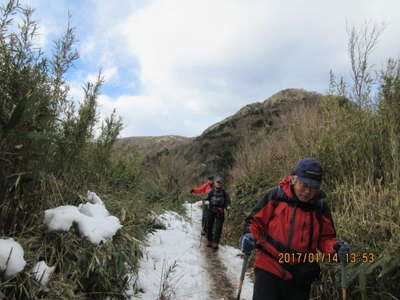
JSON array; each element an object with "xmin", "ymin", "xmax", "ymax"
[
  {"xmin": 307, "ymin": 210, "xmax": 314, "ymax": 251},
  {"xmin": 314, "ymin": 197, "xmax": 325, "ymax": 248}
]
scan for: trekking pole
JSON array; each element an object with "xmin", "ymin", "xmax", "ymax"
[
  {"xmin": 190, "ymin": 202, "xmax": 193, "ymax": 224},
  {"xmin": 341, "ymin": 262, "xmax": 347, "ymax": 300},
  {"xmin": 200, "ymin": 202, "xmax": 209, "ymax": 247},
  {"xmin": 337, "ymin": 240, "xmax": 348, "ymax": 300},
  {"xmin": 199, "ymin": 225, "xmax": 204, "ymax": 247},
  {"xmin": 200, "ymin": 205, "xmax": 205, "ymax": 247},
  {"xmin": 236, "ymin": 254, "xmax": 249, "ymax": 300}
]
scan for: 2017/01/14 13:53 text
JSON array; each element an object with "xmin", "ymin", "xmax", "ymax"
[{"xmin": 278, "ymin": 252, "xmax": 376, "ymax": 264}]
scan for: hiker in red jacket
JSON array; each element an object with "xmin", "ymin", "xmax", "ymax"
[
  {"xmin": 240, "ymin": 158, "xmax": 350, "ymax": 300},
  {"xmin": 191, "ymin": 176, "xmax": 215, "ymax": 235}
]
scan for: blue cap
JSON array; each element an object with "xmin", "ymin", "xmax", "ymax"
[{"xmin": 294, "ymin": 158, "xmax": 323, "ymax": 186}]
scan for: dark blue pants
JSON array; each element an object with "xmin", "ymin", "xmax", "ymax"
[{"xmin": 253, "ymin": 268, "xmax": 310, "ymax": 300}]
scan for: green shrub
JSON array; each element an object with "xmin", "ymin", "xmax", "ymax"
[{"xmin": 0, "ymin": 2, "xmax": 152, "ymax": 298}]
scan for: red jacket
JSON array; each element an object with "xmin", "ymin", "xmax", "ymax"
[
  {"xmin": 192, "ymin": 182, "xmax": 214, "ymax": 194},
  {"xmin": 244, "ymin": 176, "xmax": 337, "ymax": 279}
]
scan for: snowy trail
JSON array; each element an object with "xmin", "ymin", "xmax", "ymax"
[{"xmin": 133, "ymin": 201, "xmax": 253, "ymax": 300}]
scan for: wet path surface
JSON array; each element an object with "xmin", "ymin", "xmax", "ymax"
[
  {"xmin": 191, "ymin": 206, "xmax": 239, "ymax": 300},
  {"xmin": 201, "ymin": 245, "xmax": 236, "ymax": 300},
  {"xmin": 187, "ymin": 201, "xmax": 253, "ymax": 299}
]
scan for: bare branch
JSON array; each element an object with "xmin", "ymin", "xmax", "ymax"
[{"xmin": 346, "ymin": 21, "xmax": 386, "ymax": 106}]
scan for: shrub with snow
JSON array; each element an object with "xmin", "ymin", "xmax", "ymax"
[
  {"xmin": 43, "ymin": 191, "xmax": 122, "ymax": 245},
  {"xmin": 0, "ymin": 239, "xmax": 26, "ymax": 278}
]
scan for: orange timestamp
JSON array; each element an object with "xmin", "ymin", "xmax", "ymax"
[{"xmin": 278, "ymin": 252, "xmax": 376, "ymax": 264}]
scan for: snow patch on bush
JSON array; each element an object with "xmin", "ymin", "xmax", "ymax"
[
  {"xmin": 44, "ymin": 191, "xmax": 122, "ymax": 244},
  {"xmin": 32, "ymin": 261, "xmax": 55, "ymax": 285},
  {"xmin": 44, "ymin": 205, "xmax": 81, "ymax": 231},
  {"xmin": 0, "ymin": 238, "xmax": 26, "ymax": 278}
]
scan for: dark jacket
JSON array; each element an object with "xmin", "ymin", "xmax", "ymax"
[
  {"xmin": 205, "ymin": 187, "xmax": 231, "ymax": 209},
  {"xmin": 244, "ymin": 176, "xmax": 337, "ymax": 280}
]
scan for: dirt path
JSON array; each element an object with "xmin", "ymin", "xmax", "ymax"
[
  {"xmin": 201, "ymin": 245, "xmax": 237, "ymax": 299},
  {"xmin": 192, "ymin": 207, "xmax": 239, "ymax": 300}
]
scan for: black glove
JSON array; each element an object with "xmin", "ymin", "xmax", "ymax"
[
  {"xmin": 240, "ymin": 233, "xmax": 255, "ymax": 255},
  {"xmin": 190, "ymin": 189, "xmax": 194, "ymax": 194}
]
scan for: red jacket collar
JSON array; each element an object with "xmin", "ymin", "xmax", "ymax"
[{"xmin": 279, "ymin": 176, "xmax": 295, "ymax": 199}]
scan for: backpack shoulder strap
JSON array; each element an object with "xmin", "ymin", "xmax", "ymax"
[
  {"xmin": 271, "ymin": 186, "xmax": 283, "ymax": 210},
  {"xmin": 265, "ymin": 187, "xmax": 282, "ymax": 224},
  {"xmin": 315, "ymin": 197, "xmax": 324, "ymax": 211},
  {"xmin": 314, "ymin": 197, "xmax": 325, "ymax": 247},
  {"xmin": 209, "ymin": 188, "xmax": 215, "ymax": 195}
]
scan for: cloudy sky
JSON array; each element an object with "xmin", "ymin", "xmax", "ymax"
[{"xmin": 17, "ymin": 0, "xmax": 400, "ymax": 137}]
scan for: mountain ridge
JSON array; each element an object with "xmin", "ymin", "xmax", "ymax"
[{"xmin": 114, "ymin": 88, "xmax": 323, "ymax": 178}]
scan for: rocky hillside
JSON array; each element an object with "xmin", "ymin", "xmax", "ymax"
[{"xmin": 117, "ymin": 89, "xmax": 323, "ymax": 178}]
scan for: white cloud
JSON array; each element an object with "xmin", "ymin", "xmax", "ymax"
[
  {"xmin": 25, "ymin": 0, "xmax": 400, "ymax": 137},
  {"xmin": 68, "ymin": 81, "xmax": 85, "ymax": 104},
  {"xmin": 97, "ymin": 92, "xmax": 216, "ymax": 137},
  {"xmin": 80, "ymin": 39, "xmax": 95, "ymax": 57},
  {"xmin": 105, "ymin": 0, "xmax": 400, "ymax": 137}
]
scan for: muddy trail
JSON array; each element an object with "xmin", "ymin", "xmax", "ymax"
[
  {"xmin": 201, "ymin": 244, "xmax": 237, "ymax": 299},
  {"xmin": 194, "ymin": 209, "xmax": 244, "ymax": 300},
  {"xmin": 188, "ymin": 202, "xmax": 253, "ymax": 300}
]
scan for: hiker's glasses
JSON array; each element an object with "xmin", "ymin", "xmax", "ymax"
[{"xmin": 298, "ymin": 181, "xmax": 320, "ymax": 192}]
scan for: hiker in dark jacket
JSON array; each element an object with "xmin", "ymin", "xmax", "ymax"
[
  {"xmin": 191, "ymin": 176, "xmax": 215, "ymax": 235},
  {"xmin": 204, "ymin": 177, "xmax": 231, "ymax": 250},
  {"xmin": 240, "ymin": 158, "xmax": 350, "ymax": 300}
]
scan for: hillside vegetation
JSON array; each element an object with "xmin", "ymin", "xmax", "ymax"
[{"xmin": 0, "ymin": 2, "xmax": 164, "ymax": 298}]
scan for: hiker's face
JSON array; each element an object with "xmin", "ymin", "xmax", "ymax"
[
  {"xmin": 293, "ymin": 180, "xmax": 320, "ymax": 202},
  {"xmin": 215, "ymin": 182, "xmax": 222, "ymax": 188},
  {"xmin": 207, "ymin": 180, "xmax": 213, "ymax": 184}
]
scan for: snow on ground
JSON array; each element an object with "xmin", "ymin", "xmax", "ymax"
[
  {"xmin": 43, "ymin": 191, "xmax": 122, "ymax": 245},
  {"xmin": 133, "ymin": 201, "xmax": 253, "ymax": 300},
  {"xmin": 217, "ymin": 242, "xmax": 253, "ymax": 299},
  {"xmin": 0, "ymin": 238, "xmax": 26, "ymax": 278},
  {"xmin": 134, "ymin": 206, "xmax": 210, "ymax": 299}
]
